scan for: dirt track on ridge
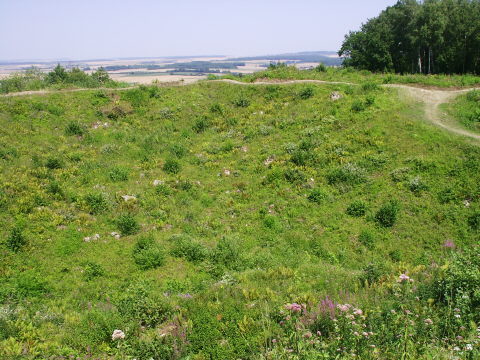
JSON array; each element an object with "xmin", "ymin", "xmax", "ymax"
[
  {"xmin": 1, "ymin": 79, "xmax": 479, "ymax": 141},
  {"xmin": 218, "ymin": 79, "xmax": 480, "ymax": 141}
]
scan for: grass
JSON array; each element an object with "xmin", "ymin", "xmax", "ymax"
[
  {"xmin": 223, "ymin": 63, "xmax": 480, "ymax": 88},
  {"xmin": 445, "ymin": 90, "xmax": 480, "ymax": 133},
  {"xmin": 0, "ymin": 78, "xmax": 480, "ymax": 358}
]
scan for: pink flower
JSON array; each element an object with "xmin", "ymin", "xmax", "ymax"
[
  {"xmin": 424, "ymin": 318, "xmax": 433, "ymax": 325},
  {"xmin": 443, "ymin": 239, "xmax": 456, "ymax": 249},
  {"xmin": 337, "ymin": 304, "xmax": 351, "ymax": 312},
  {"xmin": 353, "ymin": 308, "xmax": 363, "ymax": 316},
  {"xmin": 303, "ymin": 332, "xmax": 313, "ymax": 339},
  {"xmin": 398, "ymin": 273, "xmax": 413, "ymax": 283},
  {"xmin": 285, "ymin": 303, "xmax": 303, "ymax": 313}
]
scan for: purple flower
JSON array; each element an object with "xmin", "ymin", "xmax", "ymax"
[{"xmin": 443, "ymin": 240, "xmax": 456, "ymax": 249}]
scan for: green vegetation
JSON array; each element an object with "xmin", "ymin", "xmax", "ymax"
[
  {"xmin": 228, "ymin": 62, "xmax": 480, "ymax": 88},
  {"xmin": 0, "ymin": 65, "xmax": 126, "ymax": 94},
  {"xmin": 1, "ymin": 78, "xmax": 480, "ymax": 358},
  {"xmin": 447, "ymin": 90, "xmax": 480, "ymax": 133},
  {"xmin": 339, "ymin": 0, "xmax": 480, "ymax": 74}
]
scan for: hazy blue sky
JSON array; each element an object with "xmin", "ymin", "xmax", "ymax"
[{"xmin": 0, "ymin": 0, "xmax": 398, "ymax": 61}]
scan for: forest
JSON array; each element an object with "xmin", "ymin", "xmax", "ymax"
[{"xmin": 339, "ymin": 0, "xmax": 480, "ymax": 74}]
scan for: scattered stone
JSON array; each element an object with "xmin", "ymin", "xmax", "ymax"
[
  {"xmin": 121, "ymin": 195, "xmax": 137, "ymax": 202},
  {"xmin": 112, "ymin": 329, "xmax": 125, "ymax": 340},
  {"xmin": 223, "ymin": 169, "xmax": 231, "ymax": 176},
  {"xmin": 464, "ymin": 200, "xmax": 471, "ymax": 207},
  {"xmin": 92, "ymin": 121, "xmax": 109, "ymax": 129},
  {"xmin": 153, "ymin": 179, "xmax": 164, "ymax": 186},
  {"xmin": 264, "ymin": 156, "xmax": 275, "ymax": 166},
  {"xmin": 110, "ymin": 232, "xmax": 121, "ymax": 239},
  {"xmin": 330, "ymin": 92, "xmax": 342, "ymax": 101},
  {"xmin": 83, "ymin": 233, "xmax": 100, "ymax": 242},
  {"xmin": 241, "ymin": 146, "xmax": 248, "ymax": 153}
]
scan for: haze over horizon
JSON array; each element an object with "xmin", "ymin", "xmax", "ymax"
[{"xmin": 0, "ymin": 0, "xmax": 397, "ymax": 61}]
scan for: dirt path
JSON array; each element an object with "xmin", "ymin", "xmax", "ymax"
[
  {"xmin": 2, "ymin": 79, "xmax": 479, "ymax": 141},
  {"xmin": 218, "ymin": 79, "xmax": 480, "ymax": 141}
]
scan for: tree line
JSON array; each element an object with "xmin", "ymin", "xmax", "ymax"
[{"xmin": 339, "ymin": 0, "xmax": 480, "ymax": 74}]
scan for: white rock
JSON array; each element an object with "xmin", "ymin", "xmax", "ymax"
[
  {"xmin": 121, "ymin": 195, "xmax": 137, "ymax": 202},
  {"xmin": 112, "ymin": 329, "xmax": 125, "ymax": 340},
  {"xmin": 153, "ymin": 179, "xmax": 164, "ymax": 186}
]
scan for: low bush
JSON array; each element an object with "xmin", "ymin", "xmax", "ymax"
[
  {"xmin": 375, "ymin": 200, "xmax": 400, "ymax": 227},
  {"xmin": 117, "ymin": 214, "xmax": 140, "ymax": 235},
  {"xmin": 346, "ymin": 200, "xmax": 367, "ymax": 217},
  {"xmin": 170, "ymin": 235, "xmax": 208, "ymax": 263},
  {"xmin": 5, "ymin": 227, "xmax": 27, "ymax": 252},
  {"xmin": 163, "ymin": 159, "xmax": 181, "ymax": 174},
  {"xmin": 133, "ymin": 236, "xmax": 165, "ymax": 270}
]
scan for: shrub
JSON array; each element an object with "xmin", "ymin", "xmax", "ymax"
[
  {"xmin": 375, "ymin": 200, "xmax": 400, "ymax": 227},
  {"xmin": 133, "ymin": 240, "xmax": 165, "ymax": 270},
  {"xmin": 351, "ymin": 100, "xmax": 366, "ymax": 112},
  {"xmin": 101, "ymin": 103, "xmax": 132, "ymax": 120},
  {"xmin": 307, "ymin": 188, "xmax": 329, "ymax": 204},
  {"xmin": 408, "ymin": 176, "xmax": 428, "ymax": 193},
  {"xmin": 359, "ymin": 263, "xmax": 385, "ymax": 285},
  {"xmin": 117, "ymin": 214, "xmax": 140, "ymax": 235},
  {"xmin": 163, "ymin": 159, "xmax": 181, "ymax": 174},
  {"xmin": 298, "ymin": 87, "xmax": 314, "ymax": 100},
  {"xmin": 468, "ymin": 211, "xmax": 480, "ymax": 230},
  {"xmin": 327, "ymin": 163, "xmax": 366, "ymax": 185},
  {"xmin": 291, "ymin": 149, "xmax": 315, "ymax": 166},
  {"xmin": 192, "ymin": 117, "xmax": 210, "ymax": 133},
  {"xmin": 84, "ymin": 193, "xmax": 109, "ymax": 214},
  {"xmin": 358, "ymin": 229, "xmax": 375, "ymax": 249},
  {"xmin": 315, "ymin": 63, "xmax": 327, "ymax": 72},
  {"xmin": 169, "ymin": 143, "xmax": 186, "ymax": 158},
  {"xmin": 108, "ymin": 167, "xmax": 129, "ymax": 181},
  {"xmin": 233, "ymin": 97, "xmax": 250, "ymax": 107},
  {"xmin": 361, "ymin": 82, "xmax": 379, "ymax": 92},
  {"xmin": 346, "ymin": 200, "xmax": 367, "ymax": 217},
  {"xmin": 45, "ymin": 157, "xmax": 63, "ymax": 169},
  {"xmin": 284, "ymin": 168, "xmax": 307, "ymax": 184},
  {"xmin": 83, "ymin": 262, "xmax": 104, "ymax": 281},
  {"xmin": 210, "ymin": 103, "xmax": 223, "ymax": 114},
  {"xmin": 6, "ymin": 227, "xmax": 27, "ymax": 252},
  {"xmin": 170, "ymin": 235, "xmax": 208, "ymax": 263},
  {"xmin": 210, "ymin": 237, "xmax": 243, "ymax": 271},
  {"xmin": 65, "ymin": 121, "xmax": 85, "ymax": 136},
  {"xmin": 118, "ymin": 281, "xmax": 172, "ymax": 327}
]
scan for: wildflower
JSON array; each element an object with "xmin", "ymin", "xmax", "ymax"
[
  {"xmin": 454, "ymin": 314, "xmax": 461, "ymax": 319},
  {"xmin": 110, "ymin": 231, "xmax": 121, "ymax": 239},
  {"xmin": 398, "ymin": 273, "xmax": 414, "ymax": 283},
  {"xmin": 337, "ymin": 304, "xmax": 351, "ymax": 312},
  {"xmin": 362, "ymin": 332, "xmax": 369, "ymax": 337},
  {"xmin": 454, "ymin": 308, "xmax": 461, "ymax": 313},
  {"xmin": 368, "ymin": 332, "xmax": 374, "ymax": 336},
  {"xmin": 424, "ymin": 318, "xmax": 433, "ymax": 325},
  {"xmin": 443, "ymin": 239, "xmax": 456, "ymax": 249},
  {"xmin": 112, "ymin": 329, "xmax": 125, "ymax": 340},
  {"xmin": 153, "ymin": 179, "xmax": 164, "ymax": 186},
  {"xmin": 457, "ymin": 336, "xmax": 464, "ymax": 340},
  {"xmin": 303, "ymin": 332, "xmax": 313, "ymax": 339},
  {"xmin": 390, "ymin": 309, "xmax": 396, "ymax": 314},
  {"xmin": 272, "ymin": 339, "xmax": 277, "ymax": 344},
  {"xmin": 353, "ymin": 331, "xmax": 360, "ymax": 336},
  {"xmin": 285, "ymin": 303, "xmax": 303, "ymax": 313},
  {"xmin": 317, "ymin": 331, "xmax": 322, "ymax": 336},
  {"xmin": 466, "ymin": 344, "xmax": 473, "ymax": 351},
  {"xmin": 223, "ymin": 169, "xmax": 231, "ymax": 176},
  {"xmin": 453, "ymin": 346, "xmax": 461, "ymax": 351},
  {"xmin": 353, "ymin": 308, "xmax": 363, "ymax": 316}
]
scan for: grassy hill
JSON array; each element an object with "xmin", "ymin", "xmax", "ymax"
[{"xmin": 1, "ymin": 77, "xmax": 480, "ymax": 358}]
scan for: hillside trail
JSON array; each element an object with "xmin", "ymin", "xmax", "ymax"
[
  {"xmin": 219, "ymin": 79, "xmax": 480, "ymax": 141},
  {"xmin": 2, "ymin": 79, "xmax": 479, "ymax": 141}
]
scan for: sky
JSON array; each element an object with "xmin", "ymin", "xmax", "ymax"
[{"xmin": 0, "ymin": 0, "xmax": 398, "ymax": 61}]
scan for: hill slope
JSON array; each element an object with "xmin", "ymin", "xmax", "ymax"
[{"xmin": 1, "ymin": 80, "xmax": 479, "ymax": 358}]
